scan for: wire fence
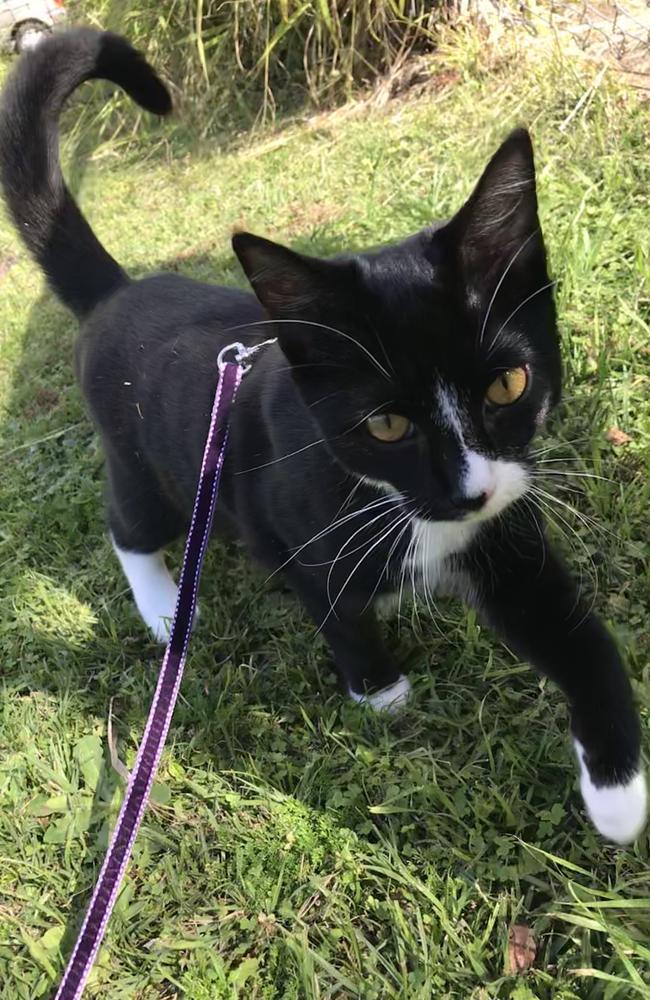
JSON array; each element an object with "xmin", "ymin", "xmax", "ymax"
[{"xmin": 459, "ymin": 1, "xmax": 650, "ymax": 93}]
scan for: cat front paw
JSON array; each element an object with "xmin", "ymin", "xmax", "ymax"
[
  {"xmin": 349, "ymin": 674, "xmax": 412, "ymax": 714},
  {"xmin": 146, "ymin": 597, "xmax": 200, "ymax": 644},
  {"xmin": 139, "ymin": 581, "xmax": 179, "ymax": 643},
  {"xmin": 574, "ymin": 741, "xmax": 648, "ymax": 844}
]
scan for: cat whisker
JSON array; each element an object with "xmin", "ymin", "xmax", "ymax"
[
  {"xmin": 334, "ymin": 476, "xmax": 365, "ymax": 520},
  {"xmin": 533, "ymin": 466, "xmax": 616, "ymax": 484},
  {"xmin": 264, "ymin": 492, "xmax": 402, "ymax": 584},
  {"xmin": 321, "ymin": 509, "xmax": 415, "ymax": 629},
  {"xmin": 325, "ymin": 502, "xmax": 408, "ymax": 611},
  {"xmin": 376, "ymin": 333, "xmax": 397, "ymax": 378},
  {"xmin": 221, "ymin": 316, "xmax": 392, "ymax": 382},
  {"xmin": 519, "ymin": 494, "xmax": 548, "ymax": 575},
  {"xmin": 527, "ymin": 489, "xmax": 597, "ymax": 628},
  {"xmin": 528, "ymin": 437, "xmax": 595, "ymax": 458},
  {"xmin": 396, "ymin": 522, "xmax": 417, "ymax": 630},
  {"xmin": 295, "ymin": 492, "xmax": 402, "ymax": 552},
  {"xmin": 529, "ymin": 485, "xmax": 606, "ymax": 564},
  {"xmin": 361, "ymin": 514, "xmax": 414, "ymax": 613},
  {"xmin": 408, "ymin": 521, "xmax": 423, "ymax": 634},
  {"xmin": 419, "ymin": 523, "xmax": 446, "ymax": 632},
  {"xmin": 485, "ymin": 279, "xmax": 557, "ymax": 358},
  {"xmin": 274, "ymin": 362, "xmax": 351, "ymax": 373},
  {"xmin": 479, "ymin": 229, "xmax": 540, "ymax": 345},
  {"xmin": 309, "ymin": 390, "xmax": 345, "ymax": 408},
  {"xmin": 528, "ymin": 475, "xmax": 585, "ymax": 497},
  {"xmin": 237, "ymin": 436, "xmax": 326, "ymax": 474},
  {"xmin": 237, "ymin": 401, "xmax": 392, "ymax": 475},
  {"xmin": 531, "ymin": 484, "xmax": 622, "ymax": 543},
  {"xmin": 303, "ymin": 502, "xmax": 407, "ymax": 569}
]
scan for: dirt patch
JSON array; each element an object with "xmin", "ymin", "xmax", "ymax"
[
  {"xmin": 284, "ymin": 201, "xmax": 342, "ymax": 237},
  {"xmin": 0, "ymin": 252, "xmax": 19, "ymax": 280},
  {"xmin": 22, "ymin": 386, "xmax": 60, "ymax": 420}
]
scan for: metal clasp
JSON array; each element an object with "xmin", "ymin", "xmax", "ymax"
[{"xmin": 217, "ymin": 338, "xmax": 277, "ymax": 375}]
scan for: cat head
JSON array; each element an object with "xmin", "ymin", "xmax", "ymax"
[{"xmin": 233, "ymin": 128, "xmax": 560, "ymax": 524}]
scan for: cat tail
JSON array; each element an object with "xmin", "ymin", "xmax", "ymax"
[{"xmin": 0, "ymin": 28, "xmax": 171, "ymax": 319}]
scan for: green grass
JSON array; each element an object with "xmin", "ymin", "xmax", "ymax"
[
  {"xmin": 66, "ymin": 0, "xmax": 443, "ymax": 140},
  {"xmin": 1, "ymin": 31, "xmax": 650, "ymax": 1000}
]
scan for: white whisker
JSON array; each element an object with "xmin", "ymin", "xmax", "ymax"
[
  {"xmin": 486, "ymin": 279, "xmax": 557, "ymax": 357},
  {"xmin": 527, "ymin": 489, "xmax": 597, "ymax": 627},
  {"xmin": 479, "ymin": 229, "xmax": 539, "ymax": 345},
  {"xmin": 237, "ymin": 401, "xmax": 393, "ymax": 475},
  {"xmin": 304, "ymin": 502, "xmax": 405, "ymax": 569},
  {"xmin": 362, "ymin": 514, "xmax": 415, "ymax": 613},
  {"xmin": 221, "ymin": 317, "xmax": 392, "ymax": 381},
  {"xmin": 264, "ymin": 493, "xmax": 402, "ymax": 584},
  {"xmin": 321, "ymin": 509, "xmax": 415, "ymax": 630},
  {"xmin": 325, "ymin": 503, "xmax": 406, "ymax": 612}
]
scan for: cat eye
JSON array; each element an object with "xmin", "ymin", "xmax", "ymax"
[
  {"xmin": 366, "ymin": 413, "xmax": 413, "ymax": 442},
  {"xmin": 485, "ymin": 366, "xmax": 528, "ymax": 406}
]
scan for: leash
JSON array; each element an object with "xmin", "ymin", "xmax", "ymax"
[{"xmin": 54, "ymin": 338, "xmax": 275, "ymax": 1000}]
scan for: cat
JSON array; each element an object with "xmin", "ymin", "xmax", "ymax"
[{"xmin": 0, "ymin": 28, "xmax": 645, "ymax": 844}]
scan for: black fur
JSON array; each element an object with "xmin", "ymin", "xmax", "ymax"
[
  {"xmin": 0, "ymin": 30, "xmax": 641, "ymax": 824},
  {"xmin": 0, "ymin": 28, "xmax": 170, "ymax": 317}
]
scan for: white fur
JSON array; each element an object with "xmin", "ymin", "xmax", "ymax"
[
  {"xmin": 111, "ymin": 538, "xmax": 179, "ymax": 643},
  {"xmin": 406, "ymin": 517, "xmax": 478, "ymax": 594},
  {"xmin": 350, "ymin": 674, "xmax": 412, "ymax": 713},
  {"xmin": 463, "ymin": 450, "xmax": 528, "ymax": 522},
  {"xmin": 438, "ymin": 385, "xmax": 465, "ymax": 440},
  {"xmin": 374, "ymin": 592, "xmax": 400, "ymax": 617},
  {"xmin": 574, "ymin": 741, "xmax": 648, "ymax": 844},
  {"xmin": 436, "ymin": 382, "xmax": 529, "ymax": 522}
]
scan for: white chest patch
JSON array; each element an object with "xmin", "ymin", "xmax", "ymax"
[{"xmin": 402, "ymin": 516, "xmax": 478, "ymax": 596}]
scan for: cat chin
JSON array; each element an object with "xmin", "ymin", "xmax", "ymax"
[
  {"xmin": 349, "ymin": 674, "xmax": 412, "ymax": 713},
  {"xmin": 574, "ymin": 740, "xmax": 648, "ymax": 844}
]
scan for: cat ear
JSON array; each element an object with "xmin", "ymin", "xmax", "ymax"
[
  {"xmin": 232, "ymin": 232, "xmax": 343, "ymax": 315},
  {"xmin": 448, "ymin": 128, "xmax": 546, "ymax": 281}
]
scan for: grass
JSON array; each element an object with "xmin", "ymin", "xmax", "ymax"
[
  {"xmin": 68, "ymin": 0, "xmax": 443, "ymax": 138},
  {"xmin": 1, "ymin": 26, "xmax": 650, "ymax": 1000}
]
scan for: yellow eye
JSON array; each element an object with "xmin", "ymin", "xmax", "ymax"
[
  {"xmin": 366, "ymin": 413, "xmax": 413, "ymax": 442},
  {"xmin": 486, "ymin": 367, "xmax": 528, "ymax": 406}
]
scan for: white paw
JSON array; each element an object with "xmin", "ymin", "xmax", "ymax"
[
  {"xmin": 111, "ymin": 540, "xmax": 180, "ymax": 643},
  {"xmin": 350, "ymin": 674, "xmax": 412, "ymax": 714},
  {"xmin": 141, "ymin": 591, "xmax": 200, "ymax": 644},
  {"xmin": 575, "ymin": 741, "xmax": 648, "ymax": 844},
  {"xmin": 140, "ymin": 577, "xmax": 180, "ymax": 643}
]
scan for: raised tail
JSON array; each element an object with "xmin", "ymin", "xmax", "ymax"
[{"xmin": 0, "ymin": 28, "xmax": 171, "ymax": 318}]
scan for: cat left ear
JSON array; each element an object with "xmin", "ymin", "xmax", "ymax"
[
  {"xmin": 448, "ymin": 128, "xmax": 546, "ymax": 280},
  {"xmin": 232, "ymin": 232, "xmax": 343, "ymax": 315}
]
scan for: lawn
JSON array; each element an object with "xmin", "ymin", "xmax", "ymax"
[{"xmin": 1, "ymin": 27, "xmax": 649, "ymax": 1000}]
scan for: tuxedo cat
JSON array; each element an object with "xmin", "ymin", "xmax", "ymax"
[{"xmin": 1, "ymin": 28, "xmax": 645, "ymax": 843}]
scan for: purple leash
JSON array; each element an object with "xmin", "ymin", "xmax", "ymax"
[{"xmin": 54, "ymin": 339, "xmax": 274, "ymax": 1000}]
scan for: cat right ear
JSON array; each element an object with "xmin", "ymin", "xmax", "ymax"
[{"xmin": 446, "ymin": 128, "xmax": 547, "ymax": 285}]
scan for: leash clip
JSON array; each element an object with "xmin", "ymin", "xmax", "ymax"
[{"xmin": 218, "ymin": 338, "xmax": 277, "ymax": 375}]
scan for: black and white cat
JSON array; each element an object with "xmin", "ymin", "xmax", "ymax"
[{"xmin": 1, "ymin": 29, "xmax": 645, "ymax": 843}]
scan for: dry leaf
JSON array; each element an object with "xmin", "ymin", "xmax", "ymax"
[
  {"xmin": 606, "ymin": 427, "xmax": 632, "ymax": 446},
  {"xmin": 508, "ymin": 923, "xmax": 536, "ymax": 973}
]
